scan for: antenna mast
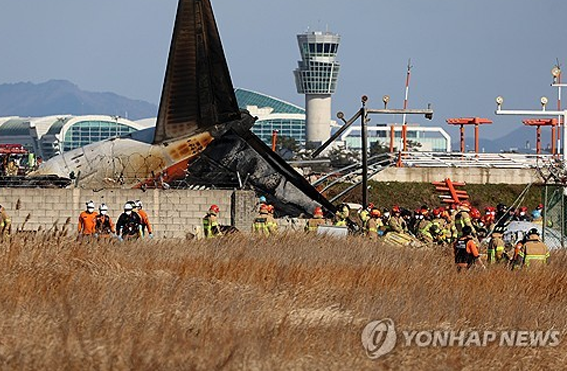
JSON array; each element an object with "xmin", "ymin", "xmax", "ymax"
[{"xmin": 401, "ymin": 59, "xmax": 413, "ymax": 151}]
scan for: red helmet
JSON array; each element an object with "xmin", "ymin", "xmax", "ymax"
[
  {"xmin": 519, "ymin": 206, "xmax": 528, "ymax": 213},
  {"xmin": 314, "ymin": 207, "xmax": 323, "ymax": 216},
  {"xmin": 537, "ymin": 203, "xmax": 544, "ymax": 210},
  {"xmin": 370, "ymin": 208, "xmax": 381, "ymax": 218},
  {"xmin": 209, "ymin": 204, "xmax": 220, "ymax": 214},
  {"xmin": 470, "ymin": 207, "xmax": 481, "ymax": 219},
  {"xmin": 392, "ymin": 205, "xmax": 401, "ymax": 213},
  {"xmin": 267, "ymin": 205, "xmax": 275, "ymax": 213},
  {"xmin": 259, "ymin": 204, "xmax": 269, "ymax": 213},
  {"xmin": 432, "ymin": 208, "xmax": 442, "ymax": 217}
]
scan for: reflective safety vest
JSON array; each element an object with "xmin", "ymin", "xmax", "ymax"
[
  {"xmin": 203, "ymin": 214, "xmax": 219, "ymax": 238},
  {"xmin": 306, "ymin": 218, "xmax": 326, "ymax": 232},
  {"xmin": 335, "ymin": 219, "xmax": 348, "ymax": 227},
  {"xmin": 487, "ymin": 234, "xmax": 506, "ymax": 262},
  {"xmin": 455, "ymin": 211, "xmax": 472, "ymax": 236},
  {"xmin": 417, "ymin": 220, "xmax": 433, "ymax": 240},
  {"xmin": 519, "ymin": 239, "xmax": 549, "ymax": 267}
]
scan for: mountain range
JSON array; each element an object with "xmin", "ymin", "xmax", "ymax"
[
  {"xmin": 0, "ymin": 80, "xmax": 157, "ymax": 120},
  {"xmin": 471, "ymin": 125, "xmax": 555, "ymax": 154}
]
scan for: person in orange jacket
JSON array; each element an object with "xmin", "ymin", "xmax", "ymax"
[
  {"xmin": 135, "ymin": 200, "xmax": 153, "ymax": 238},
  {"xmin": 454, "ymin": 226, "xmax": 485, "ymax": 272},
  {"xmin": 78, "ymin": 200, "xmax": 98, "ymax": 238}
]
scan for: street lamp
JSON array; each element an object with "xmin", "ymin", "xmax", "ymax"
[{"xmin": 495, "ymin": 95, "xmax": 567, "ymax": 161}]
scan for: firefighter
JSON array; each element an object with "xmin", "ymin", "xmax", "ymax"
[
  {"xmin": 366, "ymin": 208, "xmax": 382, "ymax": 240},
  {"xmin": 431, "ymin": 207, "xmax": 448, "ymax": 244},
  {"xmin": 94, "ymin": 203, "xmax": 115, "ymax": 238},
  {"xmin": 487, "ymin": 225, "xmax": 507, "ymax": 264},
  {"xmin": 78, "ymin": 200, "xmax": 98, "ymax": 238},
  {"xmin": 415, "ymin": 207, "xmax": 434, "ymax": 244},
  {"xmin": 334, "ymin": 204, "xmax": 350, "ymax": 227},
  {"xmin": 253, "ymin": 204, "xmax": 271, "ymax": 235},
  {"xmin": 266, "ymin": 205, "xmax": 278, "ymax": 235},
  {"xmin": 454, "ymin": 201, "xmax": 476, "ymax": 238},
  {"xmin": 258, "ymin": 195, "xmax": 268, "ymax": 212},
  {"xmin": 481, "ymin": 206, "xmax": 496, "ymax": 231},
  {"xmin": 388, "ymin": 205, "xmax": 408, "ymax": 234},
  {"xmin": 470, "ymin": 207, "xmax": 487, "ymax": 239},
  {"xmin": 305, "ymin": 207, "xmax": 329, "ymax": 233},
  {"xmin": 203, "ymin": 204, "xmax": 221, "ymax": 238},
  {"xmin": 116, "ymin": 203, "xmax": 142, "ymax": 240},
  {"xmin": 380, "ymin": 208, "xmax": 391, "ymax": 235},
  {"xmin": 454, "ymin": 226, "xmax": 485, "ymax": 272},
  {"xmin": 135, "ymin": 200, "xmax": 153, "ymax": 238},
  {"xmin": 0, "ymin": 204, "xmax": 12, "ymax": 242},
  {"xmin": 515, "ymin": 206, "xmax": 531, "ymax": 222},
  {"xmin": 359, "ymin": 203, "xmax": 374, "ymax": 227},
  {"xmin": 513, "ymin": 228, "xmax": 549, "ymax": 268}
]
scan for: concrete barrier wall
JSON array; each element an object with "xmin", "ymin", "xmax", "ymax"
[
  {"xmin": 0, "ymin": 188, "xmax": 256, "ymax": 238},
  {"xmin": 373, "ymin": 167, "xmax": 541, "ymax": 184}
]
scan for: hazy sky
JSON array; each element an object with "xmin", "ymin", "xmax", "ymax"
[{"xmin": 1, "ymin": 0, "xmax": 566, "ymax": 139}]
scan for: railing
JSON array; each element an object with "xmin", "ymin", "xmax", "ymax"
[{"xmin": 398, "ymin": 152, "xmax": 554, "ymax": 169}]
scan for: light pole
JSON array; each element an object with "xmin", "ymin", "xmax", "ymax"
[
  {"xmin": 495, "ymin": 96, "xmax": 567, "ymax": 162},
  {"xmin": 552, "ymin": 65, "xmax": 565, "ymax": 154}
]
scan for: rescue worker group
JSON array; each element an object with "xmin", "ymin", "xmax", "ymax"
[{"xmin": 65, "ymin": 195, "xmax": 551, "ymax": 271}]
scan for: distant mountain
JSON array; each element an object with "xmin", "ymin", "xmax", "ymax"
[
  {"xmin": 468, "ymin": 126, "xmax": 554, "ymax": 153},
  {"xmin": 0, "ymin": 80, "xmax": 157, "ymax": 120}
]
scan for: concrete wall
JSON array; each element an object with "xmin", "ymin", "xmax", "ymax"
[
  {"xmin": 0, "ymin": 188, "xmax": 256, "ymax": 238},
  {"xmin": 372, "ymin": 167, "xmax": 542, "ymax": 185}
]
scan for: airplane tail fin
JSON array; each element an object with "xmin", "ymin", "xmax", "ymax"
[{"xmin": 153, "ymin": 0, "xmax": 241, "ymax": 144}]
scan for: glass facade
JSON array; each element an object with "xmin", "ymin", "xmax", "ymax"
[
  {"xmin": 62, "ymin": 120, "xmax": 137, "ymax": 152},
  {"xmin": 294, "ymin": 32, "xmax": 341, "ymax": 95},
  {"xmin": 235, "ymin": 88, "xmax": 307, "ymax": 145},
  {"xmin": 251, "ymin": 118, "xmax": 306, "ymax": 145}
]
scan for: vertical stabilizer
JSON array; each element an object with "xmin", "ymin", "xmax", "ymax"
[{"xmin": 153, "ymin": 0, "xmax": 241, "ymax": 144}]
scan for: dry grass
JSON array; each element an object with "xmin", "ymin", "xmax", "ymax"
[{"xmin": 1, "ymin": 233, "xmax": 566, "ymax": 370}]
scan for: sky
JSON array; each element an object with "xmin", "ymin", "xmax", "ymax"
[{"xmin": 1, "ymin": 0, "xmax": 566, "ymax": 140}]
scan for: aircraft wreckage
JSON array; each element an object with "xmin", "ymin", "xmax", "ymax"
[{"xmin": 27, "ymin": 0, "xmax": 336, "ymax": 217}]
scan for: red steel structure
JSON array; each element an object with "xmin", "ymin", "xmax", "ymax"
[
  {"xmin": 432, "ymin": 178, "xmax": 469, "ymax": 204},
  {"xmin": 522, "ymin": 118, "xmax": 557, "ymax": 154},
  {"xmin": 446, "ymin": 117, "xmax": 492, "ymax": 153}
]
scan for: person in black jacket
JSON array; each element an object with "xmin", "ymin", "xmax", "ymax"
[{"xmin": 116, "ymin": 203, "xmax": 142, "ymax": 240}]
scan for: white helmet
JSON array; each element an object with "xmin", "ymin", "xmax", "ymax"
[
  {"xmin": 124, "ymin": 203, "xmax": 133, "ymax": 211},
  {"xmin": 135, "ymin": 200, "xmax": 143, "ymax": 209},
  {"xmin": 99, "ymin": 204, "xmax": 108, "ymax": 215},
  {"xmin": 86, "ymin": 200, "xmax": 95, "ymax": 211}
]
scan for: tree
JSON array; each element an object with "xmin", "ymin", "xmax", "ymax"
[
  {"xmin": 276, "ymin": 136, "xmax": 299, "ymax": 160},
  {"xmin": 369, "ymin": 141, "xmax": 391, "ymax": 157}
]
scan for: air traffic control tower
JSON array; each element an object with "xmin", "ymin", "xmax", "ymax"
[{"xmin": 294, "ymin": 31, "xmax": 341, "ymax": 146}]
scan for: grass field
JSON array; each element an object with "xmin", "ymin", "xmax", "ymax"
[{"xmin": 1, "ymin": 233, "xmax": 565, "ymax": 370}]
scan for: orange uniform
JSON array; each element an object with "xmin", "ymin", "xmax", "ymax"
[
  {"xmin": 137, "ymin": 209, "xmax": 152, "ymax": 234},
  {"xmin": 78, "ymin": 211, "xmax": 98, "ymax": 235}
]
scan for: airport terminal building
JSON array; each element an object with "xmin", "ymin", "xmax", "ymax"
[
  {"xmin": 0, "ymin": 115, "xmax": 152, "ymax": 160},
  {"xmin": 235, "ymin": 88, "xmax": 307, "ymax": 145},
  {"xmin": 0, "ymin": 90, "xmax": 451, "ymax": 160}
]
